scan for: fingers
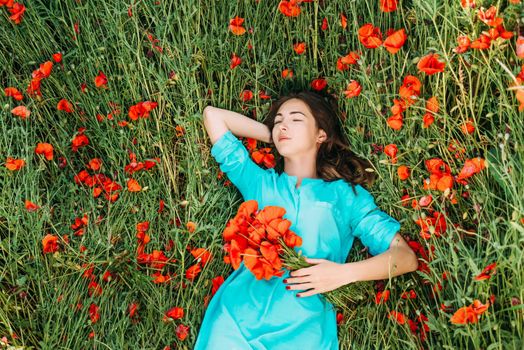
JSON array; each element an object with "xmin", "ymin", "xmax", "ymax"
[
  {"xmin": 296, "ymin": 288, "xmax": 318, "ymax": 298},
  {"xmin": 285, "ymin": 275, "xmax": 309, "ymax": 285},
  {"xmin": 288, "ymin": 270, "xmax": 309, "ymax": 278},
  {"xmin": 286, "ymin": 282, "xmax": 314, "ymax": 292}
]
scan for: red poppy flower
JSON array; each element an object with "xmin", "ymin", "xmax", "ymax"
[
  {"xmin": 128, "ymin": 101, "xmax": 158, "ymax": 120},
  {"xmin": 212, "ymin": 276, "xmax": 225, "ymax": 295},
  {"xmin": 89, "ymin": 303, "xmax": 100, "ymax": 324},
  {"xmin": 380, "ymin": 0, "xmax": 398, "ymax": 12},
  {"xmin": 459, "ymin": 119, "xmax": 475, "ymax": 135},
  {"xmin": 186, "ymin": 221, "xmax": 197, "ymax": 233},
  {"xmin": 127, "ymin": 179, "xmax": 142, "ymax": 192},
  {"xmin": 423, "ymin": 174, "xmax": 453, "ymax": 192},
  {"xmin": 375, "ymin": 290, "xmax": 390, "ymax": 304},
  {"xmin": 470, "ymin": 33, "xmax": 491, "ymax": 50},
  {"xmin": 191, "ymin": 248, "xmax": 212, "ymax": 266},
  {"xmin": 474, "ymin": 262, "xmax": 496, "ymax": 281},
  {"xmin": 278, "ymin": 0, "xmax": 301, "ymax": 17},
  {"xmin": 35, "ymin": 143, "xmax": 54, "ymax": 160},
  {"xmin": 415, "ymin": 211, "xmax": 447, "ymax": 239},
  {"xmin": 88, "ymin": 158, "xmax": 102, "ymax": 171},
  {"xmin": 71, "ymin": 133, "xmax": 89, "ymax": 152},
  {"xmin": 25, "ymin": 200, "xmax": 40, "ymax": 212},
  {"xmin": 311, "ymin": 78, "xmax": 327, "ymax": 91},
  {"xmin": 259, "ymin": 90, "xmax": 271, "ymax": 100},
  {"xmin": 337, "ymin": 51, "xmax": 360, "ymax": 71},
  {"xmin": 398, "ymin": 75, "xmax": 421, "ymax": 106},
  {"xmin": 71, "ymin": 214, "xmax": 88, "ymax": 236},
  {"xmin": 477, "ymin": 6, "xmax": 503, "ymax": 27},
  {"xmin": 336, "ymin": 312, "xmax": 345, "ymax": 325},
  {"xmin": 281, "ymin": 68, "xmax": 293, "ymax": 79},
  {"xmin": 5, "ymin": 87, "xmax": 23, "ymax": 101},
  {"xmin": 321, "ymin": 17, "xmax": 328, "ymax": 31},
  {"xmin": 175, "ymin": 324, "xmax": 190, "ymax": 340},
  {"xmin": 401, "ymin": 290, "xmax": 417, "ymax": 299},
  {"xmin": 418, "ymin": 195, "xmax": 433, "ymax": 207},
  {"xmin": 343, "ymin": 80, "xmax": 362, "ymax": 98},
  {"xmin": 42, "ymin": 234, "xmax": 59, "ymax": 254},
  {"xmin": 129, "ymin": 302, "xmax": 139, "ymax": 318},
  {"xmin": 251, "ymin": 148, "xmax": 275, "ymax": 168},
  {"xmin": 460, "ymin": 0, "xmax": 476, "ymax": 8},
  {"xmin": 456, "ymin": 157, "xmax": 486, "ymax": 181},
  {"xmin": 52, "ymin": 52, "xmax": 62, "ymax": 63},
  {"xmin": 358, "ymin": 24, "xmax": 383, "ymax": 49},
  {"xmin": 240, "ymin": 89, "xmax": 253, "ymax": 102},
  {"xmin": 165, "ymin": 307, "xmax": 184, "ymax": 320},
  {"xmin": 397, "ymin": 165, "xmax": 410, "ymax": 180},
  {"xmin": 8, "ymin": 2, "xmax": 26, "ymax": 24},
  {"xmin": 185, "ymin": 263, "xmax": 202, "ymax": 281},
  {"xmin": 293, "ymin": 42, "xmax": 305, "ymax": 55},
  {"xmin": 32, "ymin": 61, "xmax": 53, "ymax": 80},
  {"xmin": 230, "ymin": 52, "xmax": 242, "ymax": 69},
  {"xmin": 229, "ymin": 16, "xmax": 246, "ymax": 35},
  {"xmin": 453, "ymin": 35, "xmax": 471, "ymax": 54},
  {"xmin": 57, "ymin": 99, "xmax": 74, "ymax": 113},
  {"xmin": 94, "ymin": 71, "xmax": 108, "ymax": 88},
  {"xmin": 384, "ymin": 144, "xmax": 398, "ymax": 163},
  {"xmin": 340, "ymin": 13, "xmax": 347, "ymax": 29},
  {"xmin": 11, "ymin": 105, "xmax": 30, "ymax": 119},
  {"xmin": 383, "ymin": 28, "xmax": 407, "ymax": 54},
  {"xmin": 417, "ymin": 53, "xmax": 446, "ymax": 75},
  {"xmin": 387, "ymin": 310, "xmax": 406, "ymax": 324},
  {"xmin": 5, "ymin": 157, "xmax": 25, "ymax": 171},
  {"xmin": 88, "ymin": 280, "xmax": 103, "ymax": 297},
  {"xmin": 450, "ymin": 299, "xmax": 489, "ymax": 324}
]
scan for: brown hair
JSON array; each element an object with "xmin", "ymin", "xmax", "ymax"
[{"xmin": 263, "ymin": 90, "xmax": 376, "ymax": 192}]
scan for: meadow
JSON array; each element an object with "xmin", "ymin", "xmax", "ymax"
[{"xmin": 1, "ymin": 0, "xmax": 523, "ymax": 349}]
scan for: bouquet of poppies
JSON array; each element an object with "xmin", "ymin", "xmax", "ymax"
[
  {"xmin": 222, "ymin": 200, "xmax": 374, "ymax": 314},
  {"xmin": 222, "ymin": 200, "xmax": 302, "ymax": 280}
]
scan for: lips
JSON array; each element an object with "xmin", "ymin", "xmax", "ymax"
[{"xmin": 278, "ymin": 136, "xmax": 290, "ymax": 142}]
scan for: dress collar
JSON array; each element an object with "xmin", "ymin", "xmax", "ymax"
[{"xmin": 280, "ymin": 171, "xmax": 324, "ymax": 188}]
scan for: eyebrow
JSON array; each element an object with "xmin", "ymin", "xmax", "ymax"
[{"xmin": 275, "ymin": 111, "xmax": 306, "ymax": 118}]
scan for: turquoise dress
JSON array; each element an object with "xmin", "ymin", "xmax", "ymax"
[{"xmin": 194, "ymin": 130, "xmax": 401, "ymax": 350}]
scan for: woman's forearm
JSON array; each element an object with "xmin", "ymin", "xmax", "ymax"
[
  {"xmin": 203, "ymin": 106, "xmax": 272, "ymax": 144},
  {"xmin": 342, "ymin": 243, "xmax": 419, "ymax": 284}
]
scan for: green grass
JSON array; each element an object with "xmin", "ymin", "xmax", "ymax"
[{"xmin": 1, "ymin": 0, "xmax": 523, "ymax": 349}]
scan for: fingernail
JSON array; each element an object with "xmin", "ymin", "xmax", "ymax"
[
  {"xmin": 283, "ymin": 279, "xmax": 287, "ymax": 283},
  {"xmin": 286, "ymin": 286, "xmax": 290, "ymax": 290},
  {"xmin": 296, "ymin": 294, "xmax": 300, "ymax": 298}
]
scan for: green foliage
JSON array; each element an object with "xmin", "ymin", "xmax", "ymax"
[{"xmin": 0, "ymin": 0, "xmax": 523, "ymax": 349}]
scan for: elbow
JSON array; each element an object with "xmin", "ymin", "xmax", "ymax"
[
  {"xmin": 409, "ymin": 251, "xmax": 419, "ymax": 273},
  {"xmin": 203, "ymin": 105, "xmax": 214, "ymax": 119}
]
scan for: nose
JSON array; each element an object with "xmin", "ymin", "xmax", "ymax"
[{"xmin": 278, "ymin": 121, "xmax": 288, "ymax": 131}]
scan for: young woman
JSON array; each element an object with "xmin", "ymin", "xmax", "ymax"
[{"xmin": 194, "ymin": 90, "xmax": 419, "ymax": 350}]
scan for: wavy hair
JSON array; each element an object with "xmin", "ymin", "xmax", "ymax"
[{"xmin": 263, "ymin": 90, "xmax": 376, "ymax": 192}]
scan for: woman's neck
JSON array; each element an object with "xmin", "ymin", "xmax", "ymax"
[{"xmin": 283, "ymin": 158, "xmax": 318, "ymax": 181}]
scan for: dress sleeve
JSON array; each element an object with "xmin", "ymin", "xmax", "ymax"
[
  {"xmin": 347, "ymin": 184, "xmax": 401, "ymax": 256},
  {"xmin": 210, "ymin": 130, "xmax": 268, "ymax": 200}
]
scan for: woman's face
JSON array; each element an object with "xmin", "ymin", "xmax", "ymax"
[{"xmin": 271, "ymin": 98, "xmax": 326, "ymax": 158}]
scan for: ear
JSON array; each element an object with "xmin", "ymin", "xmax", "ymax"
[{"xmin": 317, "ymin": 129, "xmax": 327, "ymax": 143}]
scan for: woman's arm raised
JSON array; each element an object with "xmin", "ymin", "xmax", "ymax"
[{"xmin": 203, "ymin": 106, "xmax": 272, "ymax": 145}]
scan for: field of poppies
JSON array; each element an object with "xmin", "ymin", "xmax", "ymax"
[{"xmin": 1, "ymin": 0, "xmax": 524, "ymax": 349}]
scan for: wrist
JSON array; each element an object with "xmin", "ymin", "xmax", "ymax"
[{"xmin": 342, "ymin": 262, "xmax": 361, "ymax": 284}]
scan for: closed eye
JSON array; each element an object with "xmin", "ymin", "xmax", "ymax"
[{"xmin": 274, "ymin": 120, "xmax": 302, "ymax": 124}]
